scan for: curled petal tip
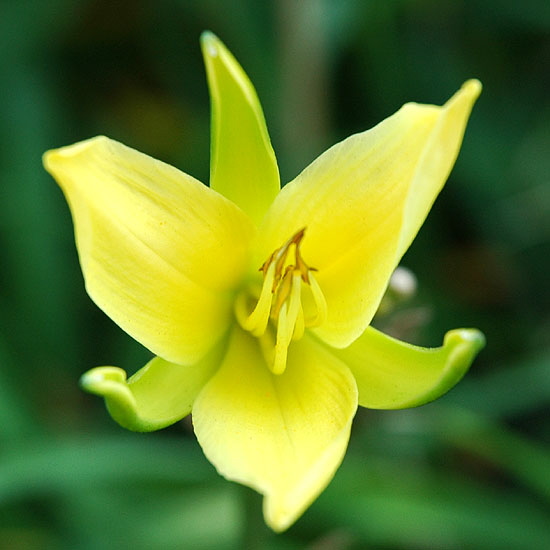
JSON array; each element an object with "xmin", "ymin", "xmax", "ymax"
[
  {"xmin": 79, "ymin": 350, "xmax": 223, "ymax": 432},
  {"xmin": 444, "ymin": 327, "xmax": 486, "ymax": 358},
  {"xmin": 79, "ymin": 366, "xmax": 142, "ymax": 431},
  {"xmin": 79, "ymin": 366, "xmax": 128, "ymax": 395}
]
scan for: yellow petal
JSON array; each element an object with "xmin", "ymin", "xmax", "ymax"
[
  {"xmin": 192, "ymin": 328, "xmax": 357, "ymax": 532},
  {"xmin": 201, "ymin": 32, "xmax": 280, "ymax": 225},
  {"xmin": 80, "ymin": 339, "xmax": 225, "ymax": 431},
  {"xmin": 256, "ymin": 80, "xmax": 482, "ymax": 348},
  {"xmin": 332, "ymin": 326, "xmax": 485, "ymax": 409},
  {"xmin": 44, "ymin": 136, "xmax": 253, "ymax": 364}
]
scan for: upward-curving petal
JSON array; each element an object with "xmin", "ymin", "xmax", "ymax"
[
  {"xmin": 201, "ymin": 32, "xmax": 280, "ymax": 225},
  {"xmin": 79, "ymin": 337, "xmax": 226, "ymax": 431},
  {"xmin": 331, "ymin": 326, "xmax": 485, "ymax": 409},
  {"xmin": 192, "ymin": 327, "xmax": 357, "ymax": 532},
  {"xmin": 256, "ymin": 80, "xmax": 481, "ymax": 349},
  {"xmin": 44, "ymin": 136, "xmax": 253, "ymax": 364}
]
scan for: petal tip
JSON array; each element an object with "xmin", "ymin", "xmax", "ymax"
[
  {"xmin": 263, "ymin": 502, "xmax": 293, "ymax": 533},
  {"xmin": 439, "ymin": 328, "xmax": 486, "ymax": 389},
  {"xmin": 43, "ymin": 136, "xmax": 108, "ymax": 174},
  {"xmin": 200, "ymin": 30, "xmax": 220, "ymax": 58},
  {"xmin": 42, "ymin": 147, "xmax": 67, "ymax": 174},
  {"xmin": 79, "ymin": 366, "xmax": 128, "ymax": 396},
  {"xmin": 461, "ymin": 79, "xmax": 483, "ymax": 101},
  {"xmin": 444, "ymin": 327, "xmax": 486, "ymax": 355},
  {"xmin": 447, "ymin": 79, "xmax": 482, "ymax": 110},
  {"xmin": 42, "ymin": 153, "xmax": 56, "ymax": 176}
]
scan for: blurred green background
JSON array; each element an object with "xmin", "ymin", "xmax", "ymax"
[{"xmin": 1, "ymin": 0, "xmax": 549, "ymax": 548}]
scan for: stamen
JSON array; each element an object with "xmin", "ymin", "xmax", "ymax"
[
  {"xmin": 292, "ymin": 304, "xmax": 305, "ymax": 341},
  {"xmin": 272, "ymin": 303, "xmax": 289, "ymax": 375},
  {"xmin": 305, "ymin": 272, "xmax": 327, "ymax": 327},
  {"xmin": 272, "ymin": 273, "xmax": 302, "ymax": 374},
  {"xmin": 235, "ymin": 261, "xmax": 275, "ymax": 336}
]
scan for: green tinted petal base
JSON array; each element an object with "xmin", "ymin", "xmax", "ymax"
[{"xmin": 332, "ymin": 327, "xmax": 485, "ymax": 409}]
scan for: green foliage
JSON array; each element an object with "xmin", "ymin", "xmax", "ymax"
[{"xmin": 1, "ymin": 0, "xmax": 549, "ymax": 548}]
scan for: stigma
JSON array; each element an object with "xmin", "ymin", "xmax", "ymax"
[{"xmin": 235, "ymin": 228, "xmax": 327, "ymax": 375}]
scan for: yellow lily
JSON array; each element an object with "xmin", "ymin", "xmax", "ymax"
[{"xmin": 44, "ymin": 32, "xmax": 484, "ymax": 532}]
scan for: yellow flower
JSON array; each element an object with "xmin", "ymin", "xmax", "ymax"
[{"xmin": 44, "ymin": 32, "xmax": 484, "ymax": 532}]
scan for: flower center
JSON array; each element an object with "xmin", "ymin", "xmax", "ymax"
[{"xmin": 235, "ymin": 228, "xmax": 327, "ymax": 375}]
